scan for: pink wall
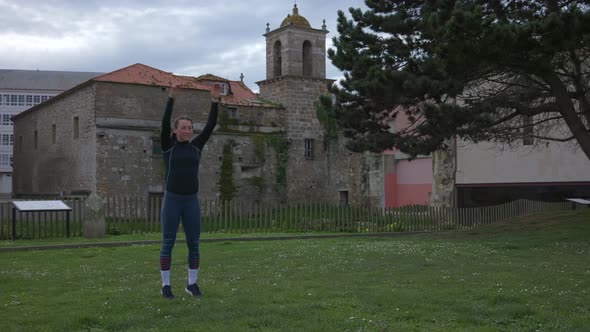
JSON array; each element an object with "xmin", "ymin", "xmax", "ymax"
[
  {"xmin": 394, "ymin": 184, "xmax": 432, "ymax": 206},
  {"xmin": 396, "ymin": 158, "xmax": 432, "ymax": 184},
  {"xmin": 382, "ymin": 109, "xmax": 433, "ymax": 207},
  {"xmin": 384, "ymin": 173, "xmax": 397, "ymax": 207},
  {"xmin": 384, "ymin": 158, "xmax": 432, "ymax": 207}
]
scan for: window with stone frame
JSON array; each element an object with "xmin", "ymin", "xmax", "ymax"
[
  {"xmin": 304, "ymin": 138, "xmax": 314, "ymax": 160},
  {"xmin": 226, "ymin": 106, "xmax": 238, "ymax": 119}
]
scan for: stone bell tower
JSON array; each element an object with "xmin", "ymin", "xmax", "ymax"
[
  {"xmin": 256, "ymin": 4, "xmax": 336, "ymax": 203},
  {"xmin": 257, "ymin": 4, "xmax": 331, "ymax": 140},
  {"xmin": 262, "ymin": 4, "xmax": 328, "ymax": 80},
  {"xmin": 256, "ymin": 4, "xmax": 383, "ymax": 207}
]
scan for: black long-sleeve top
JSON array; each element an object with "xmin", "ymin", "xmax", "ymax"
[{"xmin": 161, "ymin": 97, "xmax": 218, "ymax": 194}]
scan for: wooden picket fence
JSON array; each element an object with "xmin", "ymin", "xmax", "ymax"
[{"xmin": 0, "ymin": 196, "xmax": 581, "ymax": 240}]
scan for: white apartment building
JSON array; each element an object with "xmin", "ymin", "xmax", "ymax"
[{"xmin": 0, "ymin": 69, "xmax": 102, "ymax": 197}]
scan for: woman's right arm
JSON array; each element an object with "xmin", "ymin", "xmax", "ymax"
[{"xmin": 161, "ymin": 97, "xmax": 174, "ymax": 151}]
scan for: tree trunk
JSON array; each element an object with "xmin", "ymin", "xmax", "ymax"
[{"xmin": 545, "ymin": 72, "xmax": 590, "ymax": 160}]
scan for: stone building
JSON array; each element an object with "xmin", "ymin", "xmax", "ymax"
[
  {"xmin": 12, "ymin": 5, "xmax": 384, "ymax": 207},
  {"xmin": 0, "ymin": 69, "xmax": 101, "ymax": 198}
]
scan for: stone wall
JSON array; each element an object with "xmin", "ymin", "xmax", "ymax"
[
  {"xmin": 360, "ymin": 152, "xmax": 385, "ymax": 207},
  {"xmin": 94, "ymin": 127, "xmax": 283, "ymax": 201},
  {"xmin": 13, "ymin": 79, "xmax": 385, "ymax": 208},
  {"xmin": 431, "ymin": 138, "xmax": 457, "ymax": 207},
  {"xmin": 258, "ymin": 76, "xmax": 328, "ymax": 140},
  {"xmin": 257, "ymin": 77, "xmax": 384, "ymax": 205},
  {"xmin": 95, "ymin": 82, "xmax": 211, "ymax": 122},
  {"xmin": 92, "ymin": 83, "xmax": 285, "ymax": 200},
  {"xmin": 93, "ymin": 83, "xmax": 208, "ymax": 197},
  {"xmin": 222, "ymin": 105, "xmax": 285, "ymax": 128},
  {"xmin": 212, "ymin": 133, "xmax": 280, "ymax": 202},
  {"xmin": 322, "ymin": 138, "xmax": 384, "ymax": 207},
  {"xmin": 259, "ymin": 77, "xmax": 329, "ymax": 202},
  {"xmin": 95, "ymin": 127, "xmax": 158, "ymax": 197}
]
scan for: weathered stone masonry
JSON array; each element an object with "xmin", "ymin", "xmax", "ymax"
[{"xmin": 12, "ymin": 5, "xmax": 385, "ymax": 208}]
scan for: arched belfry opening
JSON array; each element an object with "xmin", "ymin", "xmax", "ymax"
[
  {"xmin": 302, "ymin": 40, "xmax": 312, "ymax": 77},
  {"xmin": 273, "ymin": 40, "xmax": 282, "ymax": 77},
  {"xmin": 261, "ymin": 4, "xmax": 328, "ymax": 81}
]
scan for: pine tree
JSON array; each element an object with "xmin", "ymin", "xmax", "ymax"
[{"xmin": 325, "ymin": 0, "xmax": 590, "ymax": 159}]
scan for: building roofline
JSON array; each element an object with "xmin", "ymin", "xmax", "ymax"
[
  {"xmin": 11, "ymin": 80, "xmax": 96, "ymax": 121},
  {"xmin": 256, "ymin": 75, "xmax": 335, "ymax": 85},
  {"xmin": 264, "ymin": 24, "xmax": 328, "ymax": 37}
]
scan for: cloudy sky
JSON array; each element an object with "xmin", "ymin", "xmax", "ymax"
[{"xmin": 0, "ymin": 0, "xmax": 367, "ymax": 91}]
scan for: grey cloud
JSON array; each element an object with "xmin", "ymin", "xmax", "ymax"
[{"xmin": 1, "ymin": 0, "xmax": 367, "ymax": 90}]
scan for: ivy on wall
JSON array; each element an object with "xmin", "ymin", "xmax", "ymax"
[
  {"xmin": 268, "ymin": 135, "xmax": 289, "ymax": 188},
  {"xmin": 315, "ymin": 101, "xmax": 339, "ymax": 139},
  {"xmin": 252, "ymin": 135, "xmax": 267, "ymax": 162},
  {"xmin": 247, "ymin": 176, "xmax": 265, "ymax": 195},
  {"xmin": 252, "ymin": 134, "xmax": 290, "ymax": 189}
]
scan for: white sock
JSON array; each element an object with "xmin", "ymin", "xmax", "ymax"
[
  {"xmin": 161, "ymin": 270, "xmax": 170, "ymax": 287},
  {"xmin": 188, "ymin": 268, "xmax": 199, "ymax": 285}
]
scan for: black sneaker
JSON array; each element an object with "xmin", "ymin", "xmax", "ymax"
[
  {"xmin": 161, "ymin": 285, "xmax": 174, "ymax": 299},
  {"xmin": 185, "ymin": 283, "xmax": 202, "ymax": 297}
]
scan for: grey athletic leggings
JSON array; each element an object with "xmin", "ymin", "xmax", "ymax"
[{"xmin": 159, "ymin": 191, "xmax": 201, "ymax": 270}]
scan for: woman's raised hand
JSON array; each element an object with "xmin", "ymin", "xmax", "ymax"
[
  {"xmin": 168, "ymin": 85, "xmax": 181, "ymax": 99},
  {"xmin": 211, "ymin": 84, "xmax": 222, "ymax": 102}
]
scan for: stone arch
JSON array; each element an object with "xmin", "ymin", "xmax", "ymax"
[
  {"xmin": 273, "ymin": 40, "xmax": 282, "ymax": 77},
  {"xmin": 302, "ymin": 40, "xmax": 312, "ymax": 76}
]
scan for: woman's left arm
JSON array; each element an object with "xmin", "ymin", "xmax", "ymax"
[
  {"xmin": 192, "ymin": 84, "xmax": 221, "ymax": 149},
  {"xmin": 192, "ymin": 101, "xmax": 218, "ymax": 149}
]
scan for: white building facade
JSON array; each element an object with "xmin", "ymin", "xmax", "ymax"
[{"xmin": 455, "ymin": 140, "xmax": 590, "ymax": 206}]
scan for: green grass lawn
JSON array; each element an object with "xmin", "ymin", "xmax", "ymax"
[{"xmin": 0, "ymin": 209, "xmax": 588, "ymax": 331}]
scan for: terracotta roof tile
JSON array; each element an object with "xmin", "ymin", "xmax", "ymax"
[
  {"xmin": 190, "ymin": 74, "xmax": 280, "ymax": 108},
  {"xmin": 225, "ymin": 81, "xmax": 281, "ymax": 107},
  {"xmin": 94, "ymin": 63, "xmax": 280, "ymax": 108},
  {"xmin": 93, "ymin": 63, "xmax": 209, "ymax": 90},
  {"xmin": 195, "ymin": 73, "xmax": 228, "ymax": 81}
]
